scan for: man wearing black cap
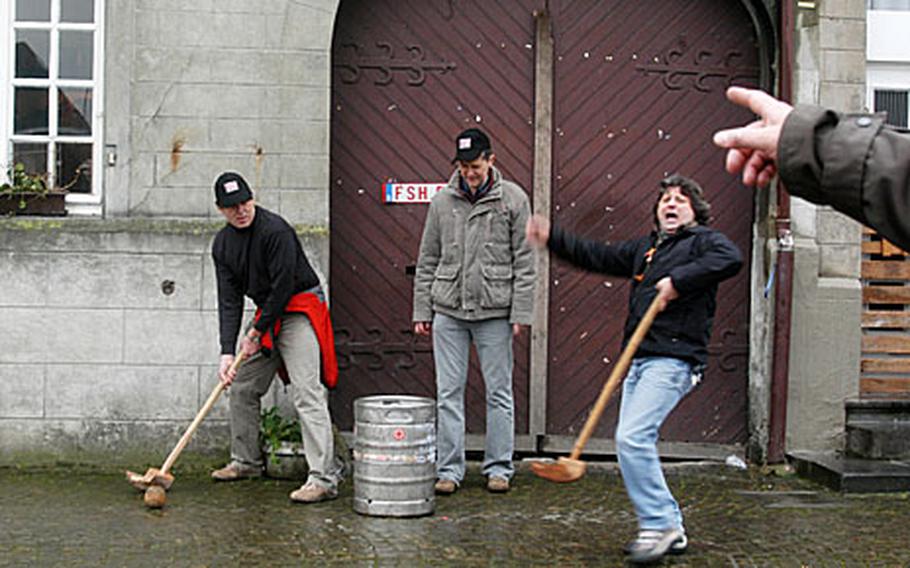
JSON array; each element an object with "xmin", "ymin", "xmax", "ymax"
[
  {"xmin": 210, "ymin": 171, "xmax": 344, "ymax": 503},
  {"xmin": 413, "ymin": 129, "xmax": 536, "ymax": 495}
]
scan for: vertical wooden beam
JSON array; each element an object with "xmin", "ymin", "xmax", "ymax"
[
  {"xmin": 529, "ymin": 9, "xmax": 553, "ymax": 445},
  {"xmin": 767, "ymin": 0, "xmax": 795, "ymax": 464}
]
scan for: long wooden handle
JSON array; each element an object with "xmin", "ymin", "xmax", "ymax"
[
  {"xmin": 160, "ymin": 353, "xmax": 246, "ymax": 475},
  {"xmin": 567, "ymin": 295, "xmax": 663, "ymax": 460}
]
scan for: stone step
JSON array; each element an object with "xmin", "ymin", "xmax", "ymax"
[
  {"xmin": 789, "ymin": 450, "xmax": 910, "ymax": 493},
  {"xmin": 845, "ymin": 399, "xmax": 910, "ymax": 424},
  {"xmin": 845, "ymin": 399, "xmax": 910, "ymax": 460},
  {"xmin": 846, "ymin": 422, "xmax": 910, "ymax": 460}
]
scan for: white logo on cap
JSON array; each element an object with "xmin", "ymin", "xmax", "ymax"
[
  {"xmin": 224, "ymin": 180, "xmax": 240, "ymax": 193},
  {"xmin": 458, "ymin": 137, "xmax": 472, "ymax": 150}
]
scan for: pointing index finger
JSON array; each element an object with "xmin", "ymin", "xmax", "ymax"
[{"xmin": 726, "ymin": 86, "xmax": 773, "ymax": 116}]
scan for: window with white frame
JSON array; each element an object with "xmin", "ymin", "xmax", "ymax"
[
  {"xmin": 874, "ymin": 89, "xmax": 909, "ymax": 128},
  {"xmin": 2, "ymin": 0, "xmax": 103, "ymax": 212}
]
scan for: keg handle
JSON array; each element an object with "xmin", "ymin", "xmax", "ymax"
[{"xmin": 384, "ymin": 410, "xmax": 414, "ymax": 423}]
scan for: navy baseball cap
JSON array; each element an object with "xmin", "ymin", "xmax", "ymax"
[{"xmin": 214, "ymin": 172, "xmax": 253, "ymax": 207}]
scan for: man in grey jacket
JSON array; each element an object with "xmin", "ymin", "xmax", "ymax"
[
  {"xmin": 713, "ymin": 86, "xmax": 910, "ymax": 251},
  {"xmin": 413, "ymin": 128, "xmax": 536, "ymax": 495}
]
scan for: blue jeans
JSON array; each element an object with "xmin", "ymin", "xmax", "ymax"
[
  {"xmin": 432, "ymin": 313, "xmax": 514, "ymax": 482},
  {"xmin": 615, "ymin": 357, "xmax": 695, "ymax": 531}
]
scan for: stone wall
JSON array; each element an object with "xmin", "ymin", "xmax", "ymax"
[
  {"xmin": 0, "ymin": 0, "xmax": 339, "ymax": 464},
  {"xmin": 0, "ymin": 219, "xmax": 327, "ymax": 464},
  {"xmin": 104, "ymin": 0, "xmax": 338, "ymax": 223},
  {"xmin": 786, "ymin": 1, "xmax": 865, "ymax": 454}
]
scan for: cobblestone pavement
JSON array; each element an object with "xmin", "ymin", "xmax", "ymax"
[{"xmin": 2, "ymin": 461, "xmax": 910, "ymax": 566}]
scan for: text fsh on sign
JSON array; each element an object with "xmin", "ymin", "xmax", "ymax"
[{"xmin": 383, "ymin": 183, "xmax": 445, "ymax": 204}]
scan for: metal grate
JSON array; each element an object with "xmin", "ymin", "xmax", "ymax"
[{"xmin": 874, "ymin": 89, "xmax": 909, "ymax": 128}]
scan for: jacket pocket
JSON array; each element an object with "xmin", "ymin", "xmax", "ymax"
[
  {"xmin": 480, "ymin": 263, "xmax": 513, "ymax": 308},
  {"xmin": 483, "ymin": 242, "xmax": 512, "ymax": 264},
  {"xmin": 431, "ymin": 263, "xmax": 461, "ymax": 309}
]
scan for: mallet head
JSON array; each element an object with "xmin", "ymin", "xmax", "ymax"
[
  {"xmin": 529, "ymin": 457, "xmax": 587, "ymax": 483},
  {"xmin": 126, "ymin": 468, "xmax": 175, "ymax": 491}
]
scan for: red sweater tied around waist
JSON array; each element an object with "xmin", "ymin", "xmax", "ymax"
[{"xmin": 254, "ymin": 291, "xmax": 338, "ymax": 389}]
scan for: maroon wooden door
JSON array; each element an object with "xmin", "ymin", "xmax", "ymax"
[
  {"xmin": 545, "ymin": 0, "xmax": 759, "ymax": 445},
  {"xmin": 329, "ymin": 0, "xmax": 541, "ymax": 432}
]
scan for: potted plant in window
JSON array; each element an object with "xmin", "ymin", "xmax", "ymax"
[{"xmin": 0, "ymin": 163, "xmax": 67, "ymax": 216}]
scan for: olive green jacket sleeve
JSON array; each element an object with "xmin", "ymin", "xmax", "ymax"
[{"xmin": 779, "ymin": 105, "xmax": 910, "ymax": 251}]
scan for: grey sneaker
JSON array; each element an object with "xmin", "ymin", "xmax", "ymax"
[
  {"xmin": 211, "ymin": 461, "xmax": 262, "ymax": 481},
  {"xmin": 289, "ymin": 482, "xmax": 338, "ymax": 503},
  {"xmin": 623, "ymin": 529, "xmax": 687, "ymax": 555},
  {"xmin": 434, "ymin": 479, "xmax": 458, "ymax": 495},
  {"xmin": 625, "ymin": 528, "xmax": 686, "ymax": 564}
]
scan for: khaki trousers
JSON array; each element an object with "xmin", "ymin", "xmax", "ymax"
[{"xmin": 228, "ymin": 313, "xmax": 341, "ymax": 489}]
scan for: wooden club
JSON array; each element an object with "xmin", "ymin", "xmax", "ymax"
[
  {"xmin": 531, "ymin": 295, "xmax": 663, "ymax": 483},
  {"xmin": 126, "ymin": 353, "xmax": 247, "ymax": 506}
]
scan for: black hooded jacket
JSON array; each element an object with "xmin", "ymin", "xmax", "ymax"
[{"xmin": 547, "ymin": 224, "xmax": 743, "ymax": 365}]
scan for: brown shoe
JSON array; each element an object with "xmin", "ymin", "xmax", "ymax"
[
  {"xmin": 211, "ymin": 461, "xmax": 262, "ymax": 481},
  {"xmin": 434, "ymin": 479, "xmax": 458, "ymax": 495},
  {"xmin": 290, "ymin": 482, "xmax": 338, "ymax": 503},
  {"xmin": 486, "ymin": 476, "xmax": 510, "ymax": 493}
]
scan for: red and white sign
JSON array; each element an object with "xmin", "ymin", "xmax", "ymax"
[{"xmin": 383, "ymin": 182, "xmax": 445, "ymax": 204}]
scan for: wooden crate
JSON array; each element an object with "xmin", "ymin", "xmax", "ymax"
[{"xmin": 861, "ymin": 229, "xmax": 910, "ymax": 398}]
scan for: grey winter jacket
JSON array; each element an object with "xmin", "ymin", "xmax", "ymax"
[
  {"xmin": 779, "ymin": 105, "xmax": 910, "ymax": 251},
  {"xmin": 412, "ymin": 166, "xmax": 536, "ymax": 325}
]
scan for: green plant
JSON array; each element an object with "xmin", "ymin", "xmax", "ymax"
[
  {"xmin": 1, "ymin": 163, "xmax": 50, "ymax": 210},
  {"xmin": 260, "ymin": 406, "xmax": 302, "ymax": 464}
]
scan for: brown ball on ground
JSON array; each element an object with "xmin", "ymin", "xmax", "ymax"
[{"xmin": 144, "ymin": 485, "xmax": 167, "ymax": 509}]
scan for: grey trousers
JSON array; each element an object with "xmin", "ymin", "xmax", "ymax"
[
  {"xmin": 229, "ymin": 313, "xmax": 342, "ymax": 489},
  {"xmin": 432, "ymin": 313, "xmax": 515, "ymax": 482}
]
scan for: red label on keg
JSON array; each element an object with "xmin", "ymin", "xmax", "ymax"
[{"xmin": 393, "ymin": 428, "xmax": 406, "ymax": 441}]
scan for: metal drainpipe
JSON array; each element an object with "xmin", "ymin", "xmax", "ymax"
[{"xmin": 767, "ymin": 0, "xmax": 795, "ymax": 464}]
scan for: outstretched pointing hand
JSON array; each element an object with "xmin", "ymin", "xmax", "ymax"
[{"xmin": 713, "ymin": 87, "xmax": 794, "ymax": 188}]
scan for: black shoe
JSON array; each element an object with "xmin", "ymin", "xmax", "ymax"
[{"xmin": 625, "ymin": 528, "xmax": 687, "ymax": 564}]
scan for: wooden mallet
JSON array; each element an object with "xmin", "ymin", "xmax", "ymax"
[
  {"xmin": 126, "ymin": 353, "xmax": 246, "ymax": 507},
  {"xmin": 531, "ymin": 295, "xmax": 662, "ymax": 483}
]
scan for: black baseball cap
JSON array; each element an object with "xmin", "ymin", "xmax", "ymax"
[
  {"xmin": 214, "ymin": 172, "xmax": 253, "ymax": 207},
  {"xmin": 452, "ymin": 128, "xmax": 492, "ymax": 163}
]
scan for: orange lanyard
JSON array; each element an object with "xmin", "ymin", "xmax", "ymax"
[{"xmin": 633, "ymin": 246, "xmax": 657, "ymax": 282}]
